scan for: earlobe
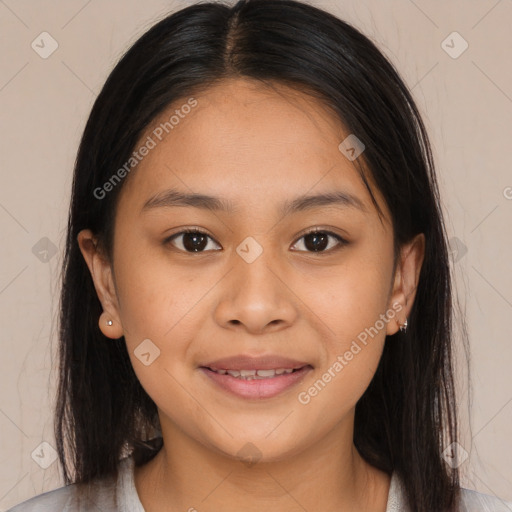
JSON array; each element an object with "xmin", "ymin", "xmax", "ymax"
[
  {"xmin": 99, "ymin": 310, "xmax": 124, "ymax": 340},
  {"xmin": 77, "ymin": 229, "xmax": 124, "ymax": 339}
]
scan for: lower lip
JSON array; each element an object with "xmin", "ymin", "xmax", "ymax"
[{"xmin": 199, "ymin": 366, "xmax": 313, "ymax": 400}]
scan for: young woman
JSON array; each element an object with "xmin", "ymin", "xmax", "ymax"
[{"xmin": 8, "ymin": 0, "xmax": 512, "ymax": 511}]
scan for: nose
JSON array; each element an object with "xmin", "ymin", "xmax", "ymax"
[{"xmin": 213, "ymin": 248, "xmax": 298, "ymax": 335}]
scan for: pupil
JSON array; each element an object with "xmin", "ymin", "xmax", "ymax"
[
  {"xmin": 305, "ymin": 232, "xmax": 328, "ymax": 252},
  {"xmin": 183, "ymin": 232, "xmax": 207, "ymax": 252}
]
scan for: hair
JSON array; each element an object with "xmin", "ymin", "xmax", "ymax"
[{"xmin": 56, "ymin": 0, "xmax": 464, "ymax": 510}]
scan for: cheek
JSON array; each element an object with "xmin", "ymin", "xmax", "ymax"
[
  {"xmin": 295, "ymin": 254, "xmax": 392, "ymax": 345},
  {"xmin": 113, "ymin": 250, "xmax": 202, "ymax": 423},
  {"xmin": 293, "ymin": 254, "xmax": 391, "ymax": 408},
  {"xmin": 297, "ymin": 343, "xmax": 384, "ymax": 424},
  {"xmin": 111, "ymin": 243, "xmax": 222, "ymax": 395},
  {"xmin": 113, "ymin": 242, "xmax": 206, "ymax": 342},
  {"xmin": 298, "ymin": 290, "xmax": 388, "ymax": 417}
]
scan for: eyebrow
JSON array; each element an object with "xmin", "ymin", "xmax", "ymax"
[{"xmin": 141, "ymin": 187, "xmax": 368, "ymax": 216}]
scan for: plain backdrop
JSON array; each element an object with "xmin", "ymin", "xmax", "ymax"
[{"xmin": 0, "ymin": 0, "xmax": 511, "ymax": 509}]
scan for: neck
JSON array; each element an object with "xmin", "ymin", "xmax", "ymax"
[{"xmin": 134, "ymin": 415, "xmax": 391, "ymax": 512}]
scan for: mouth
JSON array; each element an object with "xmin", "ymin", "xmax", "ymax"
[{"xmin": 199, "ymin": 364, "xmax": 313, "ymax": 399}]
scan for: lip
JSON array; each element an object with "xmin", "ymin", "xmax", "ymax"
[
  {"xmin": 199, "ymin": 354, "xmax": 311, "ymax": 371},
  {"xmin": 199, "ymin": 365, "xmax": 313, "ymax": 400}
]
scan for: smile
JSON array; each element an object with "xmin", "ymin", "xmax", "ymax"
[{"xmin": 199, "ymin": 365, "xmax": 313, "ymax": 399}]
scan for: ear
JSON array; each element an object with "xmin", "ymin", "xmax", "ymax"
[
  {"xmin": 77, "ymin": 229, "xmax": 124, "ymax": 339},
  {"xmin": 386, "ymin": 233, "xmax": 425, "ymax": 336}
]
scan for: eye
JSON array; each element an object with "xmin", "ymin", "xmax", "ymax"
[
  {"xmin": 291, "ymin": 229, "xmax": 348, "ymax": 253},
  {"xmin": 164, "ymin": 227, "xmax": 348, "ymax": 254},
  {"xmin": 165, "ymin": 229, "xmax": 221, "ymax": 253}
]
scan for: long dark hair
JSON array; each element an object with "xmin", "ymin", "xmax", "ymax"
[{"xmin": 56, "ymin": 1, "xmax": 463, "ymax": 510}]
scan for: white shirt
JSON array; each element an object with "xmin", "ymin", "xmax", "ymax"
[{"xmin": 7, "ymin": 455, "xmax": 512, "ymax": 511}]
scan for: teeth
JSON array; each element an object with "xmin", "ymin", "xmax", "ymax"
[
  {"xmin": 240, "ymin": 370, "xmax": 257, "ymax": 377},
  {"xmin": 212, "ymin": 368, "xmax": 297, "ymax": 379},
  {"xmin": 256, "ymin": 369, "xmax": 277, "ymax": 377}
]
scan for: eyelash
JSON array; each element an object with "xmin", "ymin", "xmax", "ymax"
[{"xmin": 164, "ymin": 227, "xmax": 349, "ymax": 254}]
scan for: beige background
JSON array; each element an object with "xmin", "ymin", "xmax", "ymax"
[{"xmin": 1, "ymin": 0, "xmax": 511, "ymax": 509}]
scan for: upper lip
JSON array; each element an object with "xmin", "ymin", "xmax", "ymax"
[{"xmin": 200, "ymin": 355, "xmax": 312, "ymax": 371}]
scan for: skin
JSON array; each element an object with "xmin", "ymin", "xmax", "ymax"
[{"xmin": 78, "ymin": 77, "xmax": 425, "ymax": 512}]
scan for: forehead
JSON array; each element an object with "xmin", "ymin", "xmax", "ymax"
[{"xmin": 117, "ymin": 78, "xmax": 388, "ymax": 221}]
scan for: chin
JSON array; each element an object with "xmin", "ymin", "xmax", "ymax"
[{"xmin": 205, "ymin": 432, "xmax": 308, "ymax": 466}]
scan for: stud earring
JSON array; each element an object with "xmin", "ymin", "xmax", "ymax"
[
  {"xmin": 399, "ymin": 318, "xmax": 408, "ymax": 333},
  {"xmin": 106, "ymin": 319, "xmax": 113, "ymax": 326}
]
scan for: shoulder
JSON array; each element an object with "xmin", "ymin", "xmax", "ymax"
[
  {"xmin": 459, "ymin": 486, "xmax": 512, "ymax": 512},
  {"xmin": 6, "ymin": 470, "xmax": 119, "ymax": 512},
  {"xmin": 6, "ymin": 485, "xmax": 75, "ymax": 512},
  {"xmin": 388, "ymin": 472, "xmax": 512, "ymax": 512}
]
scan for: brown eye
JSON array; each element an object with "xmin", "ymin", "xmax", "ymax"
[
  {"xmin": 291, "ymin": 230, "xmax": 348, "ymax": 253},
  {"xmin": 166, "ymin": 230, "xmax": 221, "ymax": 253}
]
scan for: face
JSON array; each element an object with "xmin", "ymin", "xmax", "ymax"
[{"xmin": 79, "ymin": 78, "xmax": 424, "ymax": 463}]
